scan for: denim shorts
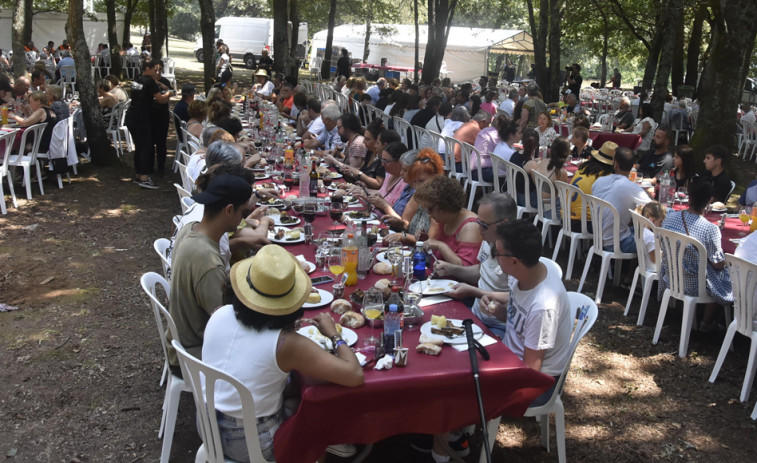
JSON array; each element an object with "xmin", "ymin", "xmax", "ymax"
[{"xmin": 216, "ymin": 408, "xmax": 285, "ymax": 462}]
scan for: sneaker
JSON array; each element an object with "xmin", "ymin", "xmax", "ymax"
[
  {"xmin": 448, "ymin": 432, "xmax": 470, "ymax": 457},
  {"xmin": 325, "ymin": 444, "xmax": 356, "ymax": 458},
  {"xmin": 138, "ymin": 177, "xmax": 159, "ymax": 190}
]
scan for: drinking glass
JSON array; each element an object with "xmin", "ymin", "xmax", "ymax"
[
  {"xmin": 403, "ymin": 278, "xmax": 423, "ymax": 328},
  {"xmin": 739, "ymin": 207, "xmax": 751, "ymax": 232},
  {"xmin": 386, "ymin": 242, "xmax": 404, "ymax": 286},
  {"xmin": 329, "ymin": 201, "xmax": 344, "ymax": 229},
  {"xmin": 328, "ymin": 253, "xmax": 344, "ymax": 281},
  {"xmin": 362, "ymin": 288, "xmax": 384, "ymax": 348},
  {"xmin": 302, "ymin": 200, "xmax": 317, "ymax": 225}
]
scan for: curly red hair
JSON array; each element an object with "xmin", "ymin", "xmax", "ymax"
[{"xmin": 407, "ymin": 148, "xmax": 445, "ymax": 183}]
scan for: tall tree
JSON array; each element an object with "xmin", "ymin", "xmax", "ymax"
[
  {"xmin": 684, "ymin": 3, "xmax": 707, "ymax": 88},
  {"xmin": 671, "ymin": 13, "xmax": 685, "ymax": 96},
  {"xmin": 320, "ymin": 0, "xmax": 337, "ymax": 80},
  {"xmin": 66, "ymin": 0, "xmax": 113, "ymax": 166},
  {"xmin": 273, "ymin": 0, "xmax": 291, "ymax": 77},
  {"xmin": 288, "ymin": 0, "xmax": 301, "ymax": 77},
  {"xmin": 362, "ymin": 3, "xmax": 373, "ymax": 63},
  {"xmin": 106, "ymin": 0, "xmax": 123, "ymax": 78},
  {"xmin": 651, "ymin": 0, "xmax": 682, "ymax": 122},
  {"xmin": 150, "ymin": 0, "xmax": 167, "ymax": 60},
  {"xmin": 197, "ymin": 0, "xmax": 216, "ymax": 91},
  {"xmin": 122, "ymin": 0, "xmax": 142, "ymax": 47},
  {"xmin": 413, "ymin": 0, "xmax": 420, "ymax": 83},
  {"xmin": 421, "ymin": 0, "xmax": 459, "ymax": 85},
  {"xmin": 526, "ymin": 0, "xmax": 562, "ymax": 102},
  {"xmin": 546, "ymin": 0, "xmax": 562, "ymax": 103},
  {"xmin": 11, "ymin": 0, "xmax": 31, "ymax": 77},
  {"xmin": 608, "ymin": 0, "xmax": 664, "ymax": 90},
  {"xmin": 691, "ymin": 0, "xmax": 757, "ymax": 158}
]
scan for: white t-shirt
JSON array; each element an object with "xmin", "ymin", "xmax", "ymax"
[
  {"xmin": 492, "ymin": 141, "xmax": 516, "ymax": 163},
  {"xmin": 202, "ymin": 305, "xmax": 288, "ymax": 418},
  {"xmin": 307, "ymin": 116, "xmax": 325, "ymax": 138},
  {"xmin": 439, "ymin": 120, "xmax": 463, "ymax": 154},
  {"xmin": 425, "ymin": 115, "xmax": 445, "ymax": 134},
  {"xmin": 471, "ymin": 241, "xmax": 510, "ymax": 337},
  {"xmin": 171, "ymin": 202, "xmax": 232, "ymax": 270},
  {"xmin": 186, "ymin": 152, "xmax": 205, "ymax": 186},
  {"xmin": 642, "ymin": 227, "xmax": 656, "ymax": 271},
  {"xmin": 632, "ymin": 117, "xmax": 657, "ymax": 151},
  {"xmin": 741, "ymin": 110, "xmax": 756, "ymax": 125},
  {"xmin": 591, "ymin": 174, "xmax": 651, "ymax": 247},
  {"xmin": 500, "ymin": 98, "xmax": 515, "ymax": 117},
  {"xmin": 257, "ymin": 80, "xmax": 275, "ymax": 96},
  {"xmin": 503, "ymin": 261, "xmax": 573, "ymax": 377}
]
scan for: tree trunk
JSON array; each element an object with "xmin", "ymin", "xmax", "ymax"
[
  {"xmin": 21, "ymin": 0, "xmax": 32, "ymax": 47},
  {"xmin": 320, "ymin": 0, "xmax": 337, "ymax": 80},
  {"xmin": 106, "ymin": 0, "xmax": 123, "ymax": 78},
  {"xmin": 546, "ymin": 0, "xmax": 562, "ymax": 103},
  {"xmin": 421, "ymin": 0, "xmax": 458, "ymax": 85},
  {"xmin": 123, "ymin": 0, "xmax": 141, "ymax": 47},
  {"xmin": 684, "ymin": 3, "xmax": 706, "ymax": 88},
  {"xmin": 288, "ymin": 0, "xmax": 301, "ymax": 77},
  {"xmin": 651, "ymin": 0, "xmax": 681, "ymax": 123},
  {"xmin": 414, "ymin": 0, "xmax": 420, "ymax": 83},
  {"xmin": 67, "ymin": 0, "xmax": 115, "ymax": 166},
  {"xmin": 148, "ymin": 0, "xmax": 155, "ymax": 42},
  {"xmin": 671, "ymin": 15, "xmax": 685, "ymax": 96},
  {"xmin": 642, "ymin": 13, "xmax": 665, "ymax": 90},
  {"xmin": 691, "ymin": 0, "xmax": 757, "ymax": 161},
  {"xmin": 11, "ymin": 0, "xmax": 27, "ymax": 77},
  {"xmin": 151, "ymin": 0, "xmax": 166, "ymax": 61},
  {"xmin": 525, "ymin": 0, "xmax": 548, "ymax": 92},
  {"xmin": 273, "ymin": 0, "xmax": 290, "ymax": 77},
  {"xmin": 198, "ymin": 0, "xmax": 216, "ymax": 92},
  {"xmin": 363, "ymin": 6, "xmax": 372, "ymax": 63}
]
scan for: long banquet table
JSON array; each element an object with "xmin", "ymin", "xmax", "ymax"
[
  {"xmin": 261, "ymin": 181, "xmax": 555, "ymax": 463},
  {"xmin": 559, "ymin": 125, "xmax": 642, "ymax": 150},
  {"xmin": 671, "ymin": 203, "xmax": 748, "ymax": 254}
]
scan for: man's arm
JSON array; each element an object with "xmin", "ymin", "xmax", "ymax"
[{"xmin": 523, "ymin": 347, "xmax": 547, "ymax": 371}]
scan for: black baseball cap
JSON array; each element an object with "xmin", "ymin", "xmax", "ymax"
[{"xmin": 192, "ymin": 174, "xmax": 252, "ymax": 205}]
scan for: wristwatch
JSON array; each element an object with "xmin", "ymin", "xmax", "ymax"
[{"xmin": 330, "ymin": 334, "xmax": 344, "ymax": 346}]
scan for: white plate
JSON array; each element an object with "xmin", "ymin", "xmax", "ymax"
[
  {"xmin": 268, "ymin": 227, "xmax": 305, "ymax": 244},
  {"xmin": 344, "ymin": 211, "xmax": 377, "ymax": 222},
  {"xmin": 420, "ymin": 319, "xmax": 484, "ymax": 345},
  {"xmin": 376, "ymin": 249, "xmax": 413, "ymax": 263},
  {"xmin": 257, "ymin": 199, "xmax": 286, "ymax": 208},
  {"xmin": 254, "ymin": 174, "xmax": 270, "ymax": 181},
  {"xmin": 329, "ymin": 173, "xmax": 343, "ymax": 179},
  {"xmin": 270, "ymin": 215, "xmax": 301, "ymax": 227},
  {"xmin": 331, "ymin": 195, "xmax": 360, "ymax": 205},
  {"xmin": 640, "ymin": 181, "xmax": 652, "ymax": 189},
  {"xmin": 566, "ymin": 171, "xmax": 574, "ymax": 177},
  {"xmin": 327, "ymin": 184, "xmax": 339, "ymax": 191},
  {"xmin": 302, "ymin": 288, "xmax": 335, "ymax": 309},
  {"xmin": 711, "ymin": 207, "xmax": 727, "ymax": 213},
  {"xmin": 297, "ymin": 325, "xmax": 358, "ymax": 350},
  {"xmin": 299, "ymin": 260, "xmax": 316, "ymax": 274},
  {"xmin": 409, "ymin": 279, "xmax": 458, "ymax": 296}
]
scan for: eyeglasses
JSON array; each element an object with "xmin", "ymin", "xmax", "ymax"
[
  {"xmin": 336, "ymin": 124, "xmax": 343, "ymax": 129},
  {"xmin": 380, "ymin": 157, "xmax": 394, "ymax": 164},
  {"xmin": 417, "ymin": 156, "xmax": 438, "ymax": 173},
  {"xmin": 476, "ymin": 218, "xmax": 505, "ymax": 231}
]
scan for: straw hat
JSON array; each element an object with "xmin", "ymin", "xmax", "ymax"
[
  {"xmin": 230, "ymin": 245, "xmax": 312, "ymax": 315},
  {"xmin": 254, "ymin": 69, "xmax": 269, "ymax": 78},
  {"xmin": 590, "ymin": 141, "xmax": 618, "ymax": 165}
]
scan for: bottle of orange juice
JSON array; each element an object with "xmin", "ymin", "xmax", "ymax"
[{"xmin": 342, "ymin": 233, "xmax": 359, "ymax": 286}]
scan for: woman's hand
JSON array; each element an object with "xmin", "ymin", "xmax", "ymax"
[
  {"xmin": 423, "ymin": 238, "xmax": 442, "ymax": 253},
  {"xmin": 367, "ymin": 193, "xmax": 389, "ymax": 211},
  {"xmin": 312, "ymin": 312, "xmax": 338, "ymax": 338},
  {"xmin": 381, "ymin": 214, "xmax": 405, "ymax": 231}
]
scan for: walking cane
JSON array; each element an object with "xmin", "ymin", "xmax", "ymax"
[{"xmin": 463, "ymin": 318, "xmax": 492, "ymax": 463}]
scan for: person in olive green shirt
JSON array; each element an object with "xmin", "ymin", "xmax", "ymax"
[{"xmin": 167, "ymin": 174, "xmax": 252, "ymax": 371}]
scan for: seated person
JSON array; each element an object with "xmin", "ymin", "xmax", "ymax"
[
  {"xmin": 350, "ymin": 142, "xmax": 410, "ymax": 214},
  {"xmin": 202, "ymin": 246, "xmax": 363, "ymax": 462},
  {"xmin": 569, "ymin": 141, "xmax": 616, "ymax": 232},
  {"xmin": 636, "ymin": 125, "xmax": 673, "ymax": 181},
  {"xmin": 570, "ymin": 126, "xmax": 592, "ymax": 159},
  {"xmin": 414, "ymin": 175, "xmax": 482, "ymax": 266},
  {"xmin": 97, "ymin": 79, "xmax": 118, "ymax": 125},
  {"xmin": 702, "ymin": 144, "xmax": 733, "ymax": 203},
  {"xmin": 186, "ymin": 99, "xmax": 207, "ymax": 139},
  {"xmin": 480, "ymin": 219, "xmax": 573, "ymax": 407},
  {"xmin": 638, "ymin": 201, "xmax": 666, "ymax": 269},
  {"xmin": 433, "ymin": 193, "xmax": 518, "ymax": 338},
  {"xmin": 737, "ymin": 179, "xmax": 757, "ymax": 206},
  {"xmin": 509, "ymin": 128, "xmax": 540, "ymax": 207}
]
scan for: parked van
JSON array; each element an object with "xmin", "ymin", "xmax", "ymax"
[{"xmin": 194, "ymin": 17, "xmax": 308, "ymax": 69}]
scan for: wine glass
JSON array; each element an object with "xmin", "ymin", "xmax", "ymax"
[
  {"xmin": 386, "ymin": 242, "xmax": 404, "ymax": 286},
  {"xmin": 328, "ymin": 253, "xmax": 344, "ymax": 282},
  {"xmin": 302, "ymin": 200, "xmax": 317, "ymax": 225},
  {"xmin": 362, "ymin": 288, "xmax": 384, "ymax": 348},
  {"xmin": 403, "ymin": 278, "xmax": 423, "ymax": 329},
  {"xmin": 329, "ymin": 201, "xmax": 344, "ymax": 229},
  {"xmin": 739, "ymin": 207, "xmax": 751, "ymax": 233}
]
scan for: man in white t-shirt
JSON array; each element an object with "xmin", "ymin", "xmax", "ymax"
[
  {"xmin": 433, "ymin": 193, "xmax": 518, "ymax": 338},
  {"xmin": 499, "ymin": 88, "xmax": 518, "ymax": 117},
  {"xmin": 592, "ymin": 147, "xmax": 651, "ymax": 253},
  {"xmin": 365, "ymin": 77, "xmax": 385, "ymax": 105},
  {"xmin": 301, "ymin": 99, "xmax": 324, "ymax": 141},
  {"xmin": 480, "ymin": 219, "xmax": 573, "ymax": 406}
]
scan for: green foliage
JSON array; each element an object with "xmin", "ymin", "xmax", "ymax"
[{"xmin": 453, "ymin": 0, "xmax": 529, "ymax": 29}]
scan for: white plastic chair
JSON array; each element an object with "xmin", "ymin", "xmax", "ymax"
[
  {"xmin": 624, "ymin": 211, "xmax": 661, "ymax": 326},
  {"xmin": 577, "ymin": 194, "xmax": 637, "ymax": 304},
  {"xmin": 174, "ymin": 182, "xmax": 191, "ymax": 207},
  {"xmin": 105, "ymin": 102, "xmax": 125, "ymax": 157},
  {"xmin": 479, "ymin": 292, "xmax": 598, "ymax": 463},
  {"xmin": 119, "ymin": 100, "xmax": 134, "ymax": 153},
  {"xmin": 413, "ymin": 125, "xmax": 432, "ymax": 149},
  {"xmin": 153, "ymin": 238, "xmax": 172, "ymax": 282},
  {"xmin": 653, "ymin": 227, "xmax": 717, "ymax": 358},
  {"xmin": 491, "ymin": 155, "xmax": 506, "ymax": 194},
  {"xmin": 502, "ymin": 159, "xmax": 538, "ymax": 220},
  {"xmin": 172, "ymin": 339, "xmax": 269, "ymax": 463},
  {"xmin": 140, "ymin": 272, "xmax": 192, "ymax": 463},
  {"xmin": 162, "ymin": 58, "xmax": 178, "ymax": 92},
  {"xmin": 0, "ymin": 130, "xmax": 20, "ymax": 214},
  {"xmin": 7, "ymin": 122, "xmax": 47, "ymax": 199},
  {"xmin": 180, "ymin": 196, "xmax": 195, "ymax": 214},
  {"xmin": 552, "ymin": 181, "xmax": 593, "ymax": 280},
  {"xmin": 37, "ymin": 118, "xmax": 77, "ymax": 189},
  {"xmin": 461, "ymin": 141, "xmax": 493, "ymax": 210},
  {"xmin": 427, "ymin": 130, "xmax": 450, "ymax": 174},
  {"xmin": 57, "ymin": 65, "xmax": 77, "ymax": 97},
  {"xmin": 174, "ymin": 160, "xmax": 193, "ymax": 193},
  {"xmin": 709, "ymin": 254, "xmax": 757, "ymax": 402},
  {"xmin": 531, "ymin": 170, "xmax": 561, "ymax": 247},
  {"xmin": 444, "ymin": 136, "xmax": 465, "ymax": 184}
]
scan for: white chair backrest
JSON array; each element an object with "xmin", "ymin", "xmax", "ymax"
[
  {"xmin": 171, "ymin": 339, "xmax": 267, "ymax": 463},
  {"xmin": 503, "ymin": 159, "xmax": 536, "ymax": 213},
  {"xmin": 413, "ymin": 125, "xmax": 431, "ymax": 149},
  {"xmin": 180, "ymin": 195, "xmax": 195, "ymax": 212},
  {"xmin": 725, "ymin": 253, "xmax": 757, "ymax": 336},
  {"xmin": 656, "ymin": 227, "xmax": 709, "ymax": 300},
  {"xmin": 630, "ymin": 210, "xmax": 660, "ymax": 274},
  {"xmin": 585, "ymin": 193, "xmax": 625, "ymax": 255},
  {"xmin": 444, "ymin": 136, "xmax": 463, "ymax": 173},
  {"xmin": 16, "ymin": 122, "xmax": 47, "ymax": 161},
  {"xmin": 532, "ymin": 170, "xmax": 559, "ymax": 222},
  {"xmin": 0, "ymin": 130, "xmax": 19, "ymax": 174},
  {"xmin": 141, "ymin": 272, "xmax": 177, "ymax": 366},
  {"xmin": 541, "ymin": 256, "xmax": 564, "ymax": 279},
  {"xmin": 174, "ymin": 160, "xmax": 193, "ymax": 192},
  {"xmin": 554, "ymin": 180, "xmax": 589, "ymax": 236},
  {"xmin": 491, "ymin": 156, "xmax": 506, "ymax": 193},
  {"xmin": 153, "ymin": 238, "xmax": 172, "ymax": 281}
]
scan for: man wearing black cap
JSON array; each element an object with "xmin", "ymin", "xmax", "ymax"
[
  {"xmin": 173, "ymin": 84, "xmax": 195, "ymax": 122},
  {"xmin": 167, "ymin": 174, "xmax": 253, "ymax": 371}
]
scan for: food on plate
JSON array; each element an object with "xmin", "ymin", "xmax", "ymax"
[
  {"xmin": 254, "ymin": 173, "xmax": 268, "ymax": 179},
  {"xmin": 339, "ymin": 311, "xmax": 365, "ymax": 329},
  {"xmin": 266, "ymin": 208, "xmax": 281, "ymax": 216},
  {"xmin": 330, "ymin": 299, "xmax": 352, "ymax": 315},
  {"xmin": 373, "ymin": 262, "xmax": 392, "ymax": 275},
  {"xmin": 711, "ymin": 201, "xmax": 726, "ymax": 210},
  {"xmin": 330, "ymin": 171, "xmax": 340, "ymax": 178},
  {"xmin": 416, "ymin": 343, "xmax": 442, "ymax": 356},
  {"xmin": 348, "ymin": 210, "xmax": 371, "ymax": 219},
  {"xmin": 431, "ymin": 320, "xmax": 464, "ymax": 337},
  {"xmin": 285, "ymin": 229, "xmax": 301, "ymax": 241},
  {"xmin": 374, "ymin": 278, "xmax": 392, "ymax": 298},
  {"xmin": 278, "ymin": 212, "xmax": 297, "ymax": 224},
  {"xmin": 274, "ymin": 229, "xmax": 285, "ymax": 240},
  {"xmin": 426, "ymin": 286, "xmax": 445, "ymax": 294},
  {"xmin": 266, "ymin": 198, "xmax": 281, "ymax": 205},
  {"xmin": 307, "ymin": 290, "xmax": 322, "ymax": 304},
  {"xmin": 431, "ymin": 315, "xmax": 447, "ymax": 329},
  {"xmin": 419, "ymin": 333, "xmax": 443, "ymax": 346},
  {"xmin": 298, "ymin": 260, "xmax": 311, "ymax": 272},
  {"xmin": 317, "ymin": 166, "xmax": 330, "ymax": 176},
  {"xmin": 350, "ymin": 288, "xmax": 365, "ymax": 305},
  {"xmin": 256, "ymin": 182, "xmax": 275, "ymax": 189}
]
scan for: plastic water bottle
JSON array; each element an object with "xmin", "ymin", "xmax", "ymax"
[
  {"xmin": 412, "ymin": 241, "xmax": 426, "ymax": 279},
  {"xmin": 383, "ymin": 303, "xmax": 402, "ymax": 357}
]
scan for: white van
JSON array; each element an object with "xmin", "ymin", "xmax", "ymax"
[{"xmin": 194, "ymin": 17, "xmax": 308, "ymax": 69}]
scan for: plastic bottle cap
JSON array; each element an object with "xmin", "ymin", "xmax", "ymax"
[
  {"xmin": 348, "ymin": 233, "xmax": 354, "ymax": 238},
  {"xmin": 388, "ymin": 304, "xmax": 398, "ymax": 312},
  {"xmin": 416, "ymin": 241, "xmax": 424, "ymax": 247},
  {"xmin": 391, "ymin": 286, "xmax": 400, "ymax": 292}
]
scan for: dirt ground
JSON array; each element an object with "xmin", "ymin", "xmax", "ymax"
[{"xmin": 2, "ymin": 39, "xmax": 757, "ymax": 462}]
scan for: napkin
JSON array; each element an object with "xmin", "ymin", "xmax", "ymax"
[
  {"xmin": 452, "ymin": 334, "xmax": 499, "ymax": 352},
  {"xmin": 295, "ymin": 254, "xmax": 307, "ymax": 263},
  {"xmin": 373, "ymin": 356, "xmax": 394, "ymax": 370},
  {"xmin": 418, "ymin": 295, "xmax": 452, "ymax": 307},
  {"xmin": 355, "ymin": 352, "xmax": 367, "ymax": 367}
]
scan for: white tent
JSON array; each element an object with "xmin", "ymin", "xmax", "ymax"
[{"xmin": 309, "ymin": 24, "xmax": 533, "ymax": 83}]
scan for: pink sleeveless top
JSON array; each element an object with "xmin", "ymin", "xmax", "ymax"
[{"xmin": 435, "ymin": 217, "xmax": 480, "ymax": 266}]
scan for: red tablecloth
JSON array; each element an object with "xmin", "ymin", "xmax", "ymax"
[
  {"xmin": 559, "ymin": 125, "xmax": 642, "ymax": 150},
  {"xmin": 265, "ymin": 182, "xmax": 554, "ymax": 463},
  {"xmin": 671, "ymin": 204, "xmax": 746, "ymax": 254}
]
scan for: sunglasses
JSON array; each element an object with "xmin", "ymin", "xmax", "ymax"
[
  {"xmin": 476, "ymin": 218, "xmax": 505, "ymax": 231},
  {"xmin": 417, "ymin": 156, "xmax": 438, "ymax": 174}
]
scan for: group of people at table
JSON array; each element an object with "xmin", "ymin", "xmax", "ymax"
[{"xmin": 157, "ymin": 64, "xmax": 757, "ymax": 462}]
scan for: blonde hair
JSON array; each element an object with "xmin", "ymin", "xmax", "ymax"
[
  {"xmin": 640, "ymin": 201, "xmax": 666, "ymax": 223},
  {"xmin": 29, "ymin": 91, "xmax": 48, "ymax": 106}
]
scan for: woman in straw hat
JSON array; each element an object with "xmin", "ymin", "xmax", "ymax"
[
  {"xmin": 568, "ymin": 140, "xmax": 616, "ymax": 232},
  {"xmin": 253, "ymin": 68, "xmax": 275, "ymax": 98},
  {"xmin": 202, "ymin": 245, "xmax": 364, "ymax": 461}
]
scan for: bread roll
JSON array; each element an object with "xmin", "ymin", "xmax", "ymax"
[
  {"xmin": 373, "ymin": 262, "xmax": 392, "ymax": 275},
  {"xmin": 306, "ymin": 290, "xmax": 322, "ymax": 304},
  {"xmin": 416, "ymin": 343, "xmax": 442, "ymax": 356},
  {"xmin": 330, "ymin": 299, "xmax": 352, "ymax": 315},
  {"xmin": 340, "ymin": 311, "xmax": 365, "ymax": 329},
  {"xmin": 374, "ymin": 278, "xmax": 392, "ymax": 298},
  {"xmin": 419, "ymin": 333, "xmax": 443, "ymax": 346}
]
